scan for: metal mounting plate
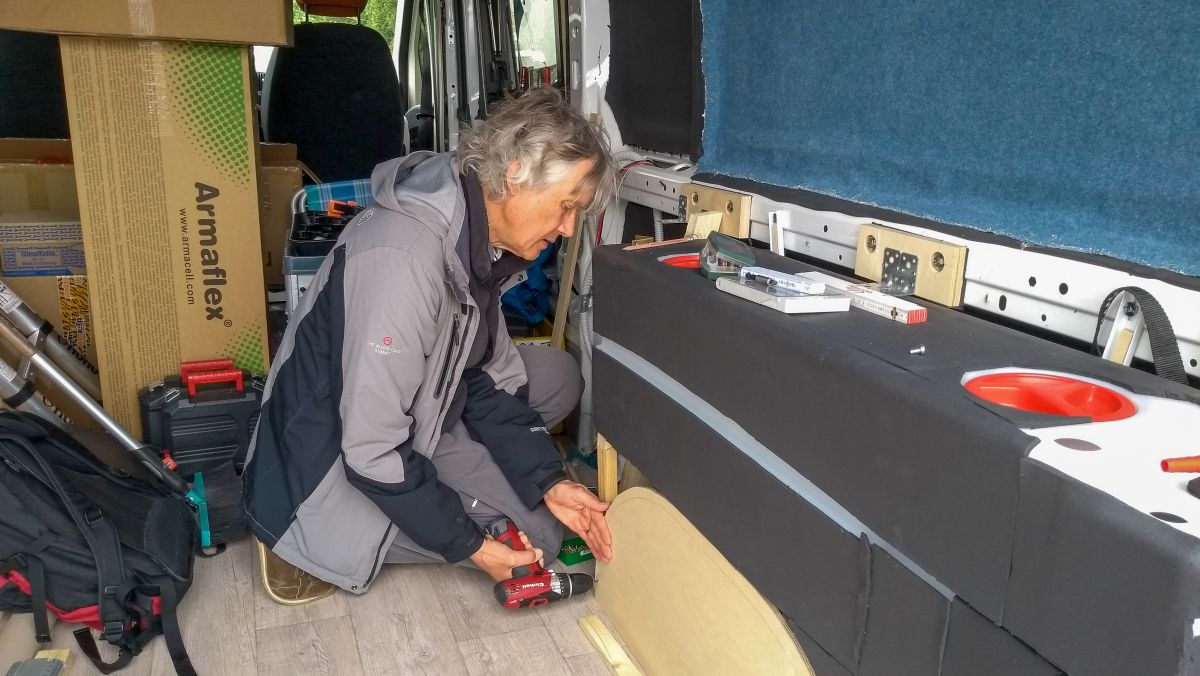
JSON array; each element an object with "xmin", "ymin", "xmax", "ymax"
[
  {"xmin": 880, "ymin": 248, "xmax": 919, "ymax": 296},
  {"xmin": 856, "ymin": 223, "xmax": 968, "ymax": 307}
]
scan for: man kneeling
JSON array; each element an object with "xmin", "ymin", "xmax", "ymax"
[{"xmin": 242, "ymin": 89, "xmax": 615, "ymax": 594}]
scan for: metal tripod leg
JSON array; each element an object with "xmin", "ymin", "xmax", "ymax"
[
  {"xmin": 0, "ymin": 353, "xmax": 67, "ymax": 426},
  {"xmin": 0, "ymin": 280, "xmax": 101, "ymax": 401},
  {"xmin": 0, "ymin": 313, "xmax": 188, "ymax": 496}
]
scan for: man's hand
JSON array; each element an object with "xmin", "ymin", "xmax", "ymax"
[
  {"xmin": 469, "ymin": 532, "xmax": 543, "ymax": 582},
  {"xmin": 544, "ymin": 481, "xmax": 613, "ymax": 563}
]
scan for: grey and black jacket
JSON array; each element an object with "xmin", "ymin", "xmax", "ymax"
[{"xmin": 242, "ymin": 152, "xmax": 566, "ymax": 593}]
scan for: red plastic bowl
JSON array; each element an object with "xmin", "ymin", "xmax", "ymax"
[
  {"xmin": 963, "ymin": 372, "xmax": 1136, "ymax": 422},
  {"xmin": 659, "ymin": 253, "xmax": 701, "ymax": 269}
]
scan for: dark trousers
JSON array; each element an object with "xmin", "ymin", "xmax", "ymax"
[{"xmin": 384, "ymin": 346, "xmax": 581, "ymax": 566}]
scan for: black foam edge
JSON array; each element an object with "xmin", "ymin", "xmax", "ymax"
[
  {"xmin": 1005, "ymin": 457, "xmax": 1200, "ymax": 676},
  {"xmin": 857, "ymin": 544, "xmax": 952, "ymax": 676},
  {"xmin": 940, "ymin": 598, "xmax": 1064, "ymax": 676}
]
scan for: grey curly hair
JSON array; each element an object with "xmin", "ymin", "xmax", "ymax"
[{"xmin": 457, "ymin": 88, "xmax": 615, "ymax": 214}]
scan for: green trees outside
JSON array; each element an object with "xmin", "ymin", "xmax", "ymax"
[{"xmin": 292, "ymin": 1, "xmax": 399, "ymax": 50}]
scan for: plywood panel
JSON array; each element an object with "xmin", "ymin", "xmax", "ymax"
[{"xmin": 596, "ymin": 488, "xmax": 813, "ymax": 676}]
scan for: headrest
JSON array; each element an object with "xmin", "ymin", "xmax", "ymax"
[{"xmin": 296, "ymin": 0, "xmax": 367, "ymax": 18}]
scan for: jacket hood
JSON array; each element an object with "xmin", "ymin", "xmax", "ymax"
[{"xmin": 370, "ymin": 151, "xmax": 464, "ymax": 241}]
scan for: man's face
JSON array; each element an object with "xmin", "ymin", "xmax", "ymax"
[{"xmin": 488, "ymin": 158, "xmax": 597, "ymax": 260}]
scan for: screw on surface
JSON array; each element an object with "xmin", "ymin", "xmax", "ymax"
[
  {"xmin": 910, "ymin": 345, "xmax": 926, "ymax": 355},
  {"xmin": 931, "ymin": 252, "xmax": 945, "ymax": 272}
]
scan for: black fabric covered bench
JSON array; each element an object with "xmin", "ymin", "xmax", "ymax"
[{"xmin": 592, "ymin": 241, "xmax": 1200, "ymax": 676}]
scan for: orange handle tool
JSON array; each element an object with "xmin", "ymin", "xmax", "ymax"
[{"xmin": 1161, "ymin": 455, "xmax": 1200, "ymax": 473}]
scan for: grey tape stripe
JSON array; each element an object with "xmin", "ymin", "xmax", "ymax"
[{"xmin": 595, "ymin": 334, "xmax": 954, "ymax": 600}]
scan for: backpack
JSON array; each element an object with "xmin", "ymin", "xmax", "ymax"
[{"xmin": 0, "ymin": 411, "xmax": 198, "ymax": 675}]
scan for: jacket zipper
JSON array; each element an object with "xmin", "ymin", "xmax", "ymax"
[
  {"xmin": 440, "ymin": 305, "xmax": 472, "ymax": 405},
  {"xmin": 426, "ymin": 304, "xmax": 474, "ymax": 450},
  {"xmin": 432, "ymin": 312, "xmax": 461, "ymax": 399},
  {"xmin": 362, "ymin": 523, "xmax": 393, "ymax": 588}
]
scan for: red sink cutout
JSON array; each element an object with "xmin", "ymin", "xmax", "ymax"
[
  {"xmin": 964, "ymin": 372, "xmax": 1136, "ymax": 422},
  {"xmin": 659, "ymin": 253, "xmax": 701, "ymax": 269}
]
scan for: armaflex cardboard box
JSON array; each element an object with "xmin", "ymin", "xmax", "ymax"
[
  {"xmin": 0, "ymin": 210, "xmax": 85, "ymax": 276},
  {"xmin": 60, "ymin": 37, "xmax": 269, "ymax": 435},
  {"xmin": 0, "ymin": 0, "xmax": 292, "ymax": 46}
]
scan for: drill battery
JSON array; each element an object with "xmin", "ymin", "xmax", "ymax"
[{"xmin": 138, "ymin": 359, "xmax": 264, "ymax": 478}]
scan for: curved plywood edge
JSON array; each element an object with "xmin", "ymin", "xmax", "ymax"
[{"xmin": 596, "ymin": 487, "xmax": 813, "ymax": 676}]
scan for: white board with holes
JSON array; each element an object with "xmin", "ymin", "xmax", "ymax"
[{"xmin": 962, "ymin": 367, "xmax": 1200, "ymax": 539}]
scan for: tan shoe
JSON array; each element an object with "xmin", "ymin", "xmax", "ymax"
[{"xmin": 255, "ymin": 538, "xmax": 337, "ymax": 606}]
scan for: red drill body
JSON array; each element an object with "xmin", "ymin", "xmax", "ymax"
[{"xmin": 488, "ymin": 519, "xmax": 592, "ymax": 609}]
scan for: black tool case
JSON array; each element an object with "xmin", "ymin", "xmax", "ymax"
[{"xmin": 139, "ymin": 359, "xmax": 264, "ymax": 476}]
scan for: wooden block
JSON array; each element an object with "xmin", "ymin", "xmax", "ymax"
[
  {"xmin": 596, "ymin": 488, "xmax": 814, "ymax": 676},
  {"xmin": 5, "ymin": 649, "xmax": 71, "ymax": 676},
  {"xmin": 1106, "ymin": 328, "xmax": 1135, "ymax": 364},
  {"xmin": 684, "ymin": 211, "xmax": 723, "ymax": 240},
  {"xmin": 680, "ymin": 185, "xmax": 752, "ymax": 238},
  {"xmin": 854, "ymin": 223, "xmax": 968, "ymax": 307},
  {"xmin": 595, "ymin": 435, "xmax": 619, "ymax": 504}
]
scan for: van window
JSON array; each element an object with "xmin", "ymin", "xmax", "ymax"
[{"xmin": 512, "ymin": 0, "xmax": 560, "ymax": 87}]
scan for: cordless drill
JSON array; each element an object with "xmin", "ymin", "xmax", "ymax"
[{"xmin": 487, "ymin": 518, "xmax": 593, "ymax": 609}]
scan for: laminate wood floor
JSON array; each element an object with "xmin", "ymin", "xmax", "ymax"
[{"xmin": 24, "ymin": 537, "xmax": 610, "ymax": 675}]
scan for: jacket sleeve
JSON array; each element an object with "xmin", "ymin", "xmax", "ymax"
[
  {"xmin": 338, "ymin": 246, "xmax": 482, "ymax": 563},
  {"xmin": 460, "ymin": 365, "xmax": 568, "ymax": 511}
]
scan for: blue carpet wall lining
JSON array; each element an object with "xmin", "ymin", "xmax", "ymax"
[{"xmin": 696, "ymin": 1, "xmax": 1200, "ymax": 276}]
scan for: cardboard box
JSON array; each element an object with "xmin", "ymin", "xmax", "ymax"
[
  {"xmin": 0, "ymin": 210, "xmax": 85, "ymax": 276},
  {"xmin": 0, "ymin": 0, "xmax": 292, "ymax": 46},
  {"xmin": 259, "ymin": 144, "xmax": 305, "ymax": 289},
  {"xmin": 60, "ymin": 37, "xmax": 269, "ymax": 435},
  {"xmin": 0, "ymin": 274, "xmax": 98, "ymax": 427},
  {"xmin": 1, "ymin": 139, "xmax": 305, "ymax": 289},
  {"xmin": 0, "ymin": 140, "xmax": 77, "ymax": 214}
]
